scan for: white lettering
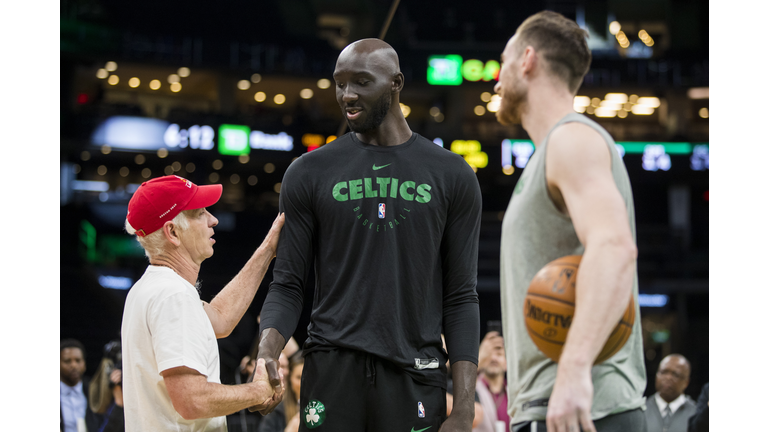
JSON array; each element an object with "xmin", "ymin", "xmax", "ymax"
[
  {"xmin": 250, "ymin": 131, "xmax": 294, "ymax": 151},
  {"xmin": 159, "ymin": 203, "xmax": 177, "ymax": 218}
]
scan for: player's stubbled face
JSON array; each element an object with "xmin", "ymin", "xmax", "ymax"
[{"xmin": 333, "ymin": 52, "xmax": 393, "ymax": 133}]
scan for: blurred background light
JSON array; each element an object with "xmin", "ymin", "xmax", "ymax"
[
  {"xmin": 609, "ymin": 21, "xmax": 621, "ymax": 35},
  {"xmin": 300, "ymin": 88, "xmax": 314, "ymax": 99},
  {"xmin": 400, "ymin": 103, "xmax": 411, "ymax": 118},
  {"xmin": 688, "ymin": 87, "xmax": 709, "ymax": 99}
]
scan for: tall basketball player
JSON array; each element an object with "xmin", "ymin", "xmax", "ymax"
[{"xmin": 252, "ymin": 38, "xmax": 483, "ymax": 432}]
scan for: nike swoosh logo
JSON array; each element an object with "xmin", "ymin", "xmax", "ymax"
[
  {"xmin": 372, "ymin": 163, "xmax": 392, "ymax": 170},
  {"xmin": 411, "ymin": 427, "xmax": 432, "ymax": 432}
]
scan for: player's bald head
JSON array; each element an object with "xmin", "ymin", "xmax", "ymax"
[{"xmin": 335, "ymin": 38, "xmax": 400, "ymax": 77}]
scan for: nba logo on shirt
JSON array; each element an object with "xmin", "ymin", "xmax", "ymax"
[
  {"xmin": 378, "ymin": 203, "xmax": 386, "ymax": 219},
  {"xmin": 418, "ymin": 401, "xmax": 425, "ymax": 418}
]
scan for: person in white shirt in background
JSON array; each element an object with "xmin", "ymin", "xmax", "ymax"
[
  {"xmin": 120, "ymin": 175, "xmax": 285, "ymax": 432},
  {"xmin": 644, "ymin": 354, "xmax": 697, "ymax": 432}
]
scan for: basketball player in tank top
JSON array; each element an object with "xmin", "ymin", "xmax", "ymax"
[{"xmin": 494, "ymin": 11, "xmax": 647, "ymax": 432}]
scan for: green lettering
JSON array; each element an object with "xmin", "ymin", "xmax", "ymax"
[
  {"xmin": 389, "ymin": 222, "xmax": 393, "ymax": 228},
  {"xmin": 352, "ymin": 206, "xmax": 360, "ymax": 212},
  {"xmin": 416, "ymin": 184, "xmax": 432, "ymax": 203},
  {"xmin": 394, "ymin": 219, "xmax": 400, "ymax": 225},
  {"xmin": 332, "ymin": 182, "xmax": 348, "ymax": 202},
  {"xmin": 363, "ymin": 219, "xmax": 368, "ymax": 226},
  {"xmin": 399, "ymin": 181, "xmax": 415, "ymax": 201},
  {"xmin": 377, "ymin": 177, "xmax": 391, "ymax": 197},
  {"xmin": 357, "ymin": 214, "xmax": 362, "ymax": 219},
  {"xmin": 390, "ymin": 178, "xmax": 399, "ymax": 198},
  {"xmin": 349, "ymin": 179, "xmax": 363, "ymax": 200},
  {"xmin": 364, "ymin": 178, "xmax": 378, "ymax": 198}
]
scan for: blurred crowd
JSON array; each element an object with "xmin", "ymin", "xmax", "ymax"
[{"xmin": 61, "ymin": 330, "xmax": 708, "ymax": 432}]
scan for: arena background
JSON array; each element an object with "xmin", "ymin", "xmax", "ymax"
[{"xmin": 54, "ymin": 0, "xmax": 713, "ymax": 427}]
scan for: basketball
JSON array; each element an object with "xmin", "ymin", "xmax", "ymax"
[{"xmin": 524, "ymin": 255, "xmax": 635, "ymax": 364}]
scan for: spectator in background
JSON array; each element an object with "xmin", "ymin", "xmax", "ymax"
[
  {"xmin": 258, "ymin": 351, "xmax": 305, "ymax": 432},
  {"xmin": 473, "ymin": 331, "xmax": 509, "ymax": 432},
  {"xmin": 88, "ymin": 340, "xmax": 125, "ymax": 432},
  {"xmin": 687, "ymin": 382, "xmax": 709, "ymax": 432},
  {"xmin": 644, "ymin": 354, "xmax": 697, "ymax": 432},
  {"xmin": 60, "ymin": 338, "xmax": 102, "ymax": 432}
]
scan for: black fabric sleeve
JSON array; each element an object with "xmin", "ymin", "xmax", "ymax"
[
  {"xmin": 441, "ymin": 163, "xmax": 482, "ymax": 365},
  {"xmin": 259, "ymin": 158, "xmax": 315, "ymax": 342}
]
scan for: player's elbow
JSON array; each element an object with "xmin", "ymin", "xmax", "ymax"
[
  {"xmin": 614, "ymin": 235, "xmax": 637, "ymax": 263},
  {"xmin": 214, "ymin": 326, "xmax": 233, "ymax": 339},
  {"xmin": 592, "ymin": 233, "xmax": 637, "ymax": 265}
]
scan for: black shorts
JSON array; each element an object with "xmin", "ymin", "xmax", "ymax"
[
  {"xmin": 512, "ymin": 408, "xmax": 647, "ymax": 432},
  {"xmin": 298, "ymin": 348, "xmax": 447, "ymax": 432}
]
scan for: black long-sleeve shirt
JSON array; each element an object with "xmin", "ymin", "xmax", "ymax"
[{"xmin": 259, "ymin": 132, "xmax": 481, "ymax": 388}]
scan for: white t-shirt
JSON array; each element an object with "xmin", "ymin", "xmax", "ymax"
[{"xmin": 121, "ymin": 265, "xmax": 227, "ymax": 432}]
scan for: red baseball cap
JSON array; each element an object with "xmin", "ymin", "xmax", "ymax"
[{"xmin": 127, "ymin": 175, "xmax": 222, "ymax": 237}]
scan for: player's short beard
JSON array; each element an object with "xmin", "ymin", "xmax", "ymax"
[
  {"xmin": 496, "ymin": 79, "xmax": 528, "ymax": 126},
  {"xmin": 348, "ymin": 92, "xmax": 392, "ymax": 133}
]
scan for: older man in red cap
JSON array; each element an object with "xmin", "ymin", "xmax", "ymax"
[{"xmin": 120, "ymin": 175, "xmax": 285, "ymax": 432}]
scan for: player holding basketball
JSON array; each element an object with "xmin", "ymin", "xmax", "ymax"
[
  {"xmin": 251, "ymin": 38, "xmax": 483, "ymax": 432},
  {"xmin": 495, "ymin": 11, "xmax": 646, "ymax": 432}
]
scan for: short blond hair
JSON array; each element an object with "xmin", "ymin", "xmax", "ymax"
[
  {"xmin": 513, "ymin": 11, "xmax": 591, "ymax": 93},
  {"xmin": 125, "ymin": 210, "xmax": 192, "ymax": 259}
]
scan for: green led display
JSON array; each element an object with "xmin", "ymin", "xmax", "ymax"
[
  {"xmin": 218, "ymin": 124, "xmax": 251, "ymax": 156},
  {"xmin": 616, "ymin": 142, "xmax": 693, "ymax": 155},
  {"xmin": 427, "ymin": 55, "xmax": 463, "ymax": 85},
  {"xmin": 428, "ymin": 56, "xmax": 501, "ymax": 85}
]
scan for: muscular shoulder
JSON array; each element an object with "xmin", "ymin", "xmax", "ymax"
[
  {"xmin": 547, "ymin": 121, "xmax": 610, "ymax": 161},
  {"xmin": 546, "ymin": 121, "xmax": 612, "ymax": 181}
]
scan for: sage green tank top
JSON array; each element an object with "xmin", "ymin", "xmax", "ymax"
[{"xmin": 500, "ymin": 113, "xmax": 646, "ymax": 426}]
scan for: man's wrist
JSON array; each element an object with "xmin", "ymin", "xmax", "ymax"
[{"xmin": 558, "ymin": 349, "xmax": 593, "ymax": 371}]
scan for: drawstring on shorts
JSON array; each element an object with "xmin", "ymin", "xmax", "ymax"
[{"xmin": 365, "ymin": 353, "xmax": 377, "ymax": 385}]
